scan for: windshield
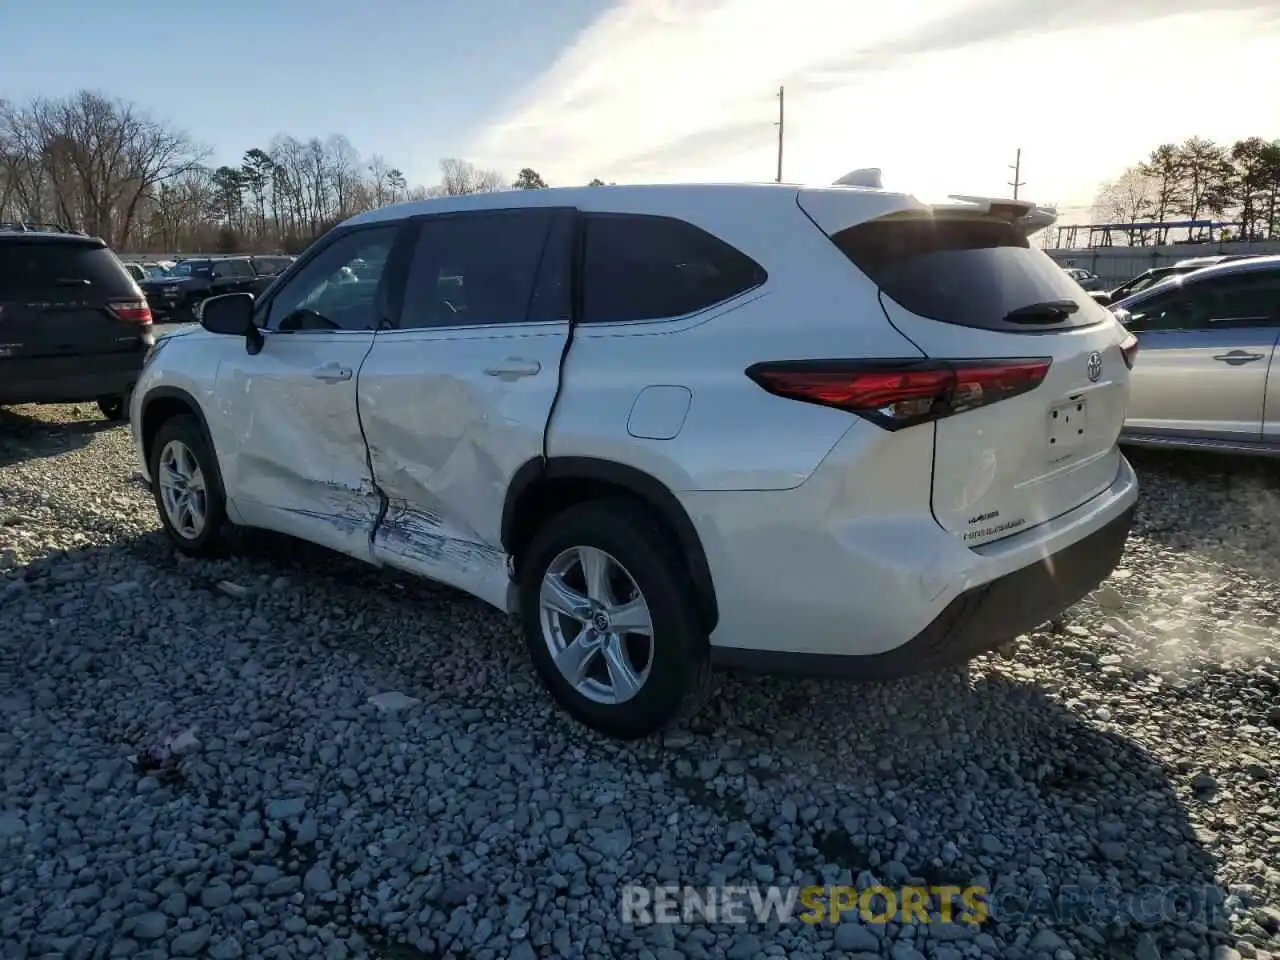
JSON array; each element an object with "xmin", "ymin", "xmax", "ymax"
[
  {"xmin": 169, "ymin": 261, "xmax": 210, "ymax": 277},
  {"xmin": 144, "ymin": 264, "xmax": 171, "ymax": 278}
]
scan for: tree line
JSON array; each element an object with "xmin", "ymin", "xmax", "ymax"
[
  {"xmin": 1092, "ymin": 136, "xmax": 1280, "ymax": 243},
  {"xmin": 0, "ymin": 90, "xmax": 609, "ymax": 255}
]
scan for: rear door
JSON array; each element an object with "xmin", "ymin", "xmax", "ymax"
[
  {"xmin": 0, "ymin": 237, "xmax": 150, "ymax": 368},
  {"xmin": 359, "ymin": 207, "xmax": 573, "ymax": 609},
  {"xmin": 1121, "ymin": 269, "xmax": 1280, "ymax": 442},
  {"xmin": 800, "ymin": 196, "xmax": 1131, "ymax": 545}
]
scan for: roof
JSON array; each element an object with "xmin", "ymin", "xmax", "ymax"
[
  {"xmin": 0, "ymin": 229, "xmax": 105, "ymax": 246},
  {"xmin": 342, "ymin": 181, "xmax": 918, "ymax": 228}
]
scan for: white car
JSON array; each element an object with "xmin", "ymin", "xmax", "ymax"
[{"xmin": 129, "ymin": 180, "xmax": 1140, "ymax": 739}]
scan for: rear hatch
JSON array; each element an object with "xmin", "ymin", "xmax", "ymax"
[
  {"xmin": 798, "ymin": 192, "xmax": 1132, "ymax": 546},
  {"xmin": 0, "ymin": 236, "xmax": 152, "ymax": 362}
]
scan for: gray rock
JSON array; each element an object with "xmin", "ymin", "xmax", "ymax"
[
  {"xmin": 834, "ymin": 923, "xmax": 880, "ymax": 951},
  {"xmin": 131, "ymin": 912, "xmax": 168, "ymax": 941},
  {"xmin": 266, "ymin": 797, "xmax": 307, "ymax": 820},
  {"xmin": 304, "ymin": 865, "xmax": 333, "ymax": 894},
  {"xmin": 201, "ymin": 881, "xmax": 234, "ymax": 909},
  {"xmin": 172, "ymin": 926, "xmax": 212, "ymax": 956}
]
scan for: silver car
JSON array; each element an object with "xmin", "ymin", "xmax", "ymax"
[{"xmin": 1114, "ymin": 255, "xmax": 1280, "ymax": 455}]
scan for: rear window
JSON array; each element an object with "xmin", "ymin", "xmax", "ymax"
[
  {"xmin": 581, "ymin": 214, "xmax": 766, "ymax": 324},
  {"xmin": 0, "ymin": 241, "xmax": 136, "ymax": 299},
  {"xmin": 831, "ymin": 214, "xmax": 1099, "ymax": 331}
]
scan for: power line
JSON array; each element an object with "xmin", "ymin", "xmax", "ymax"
[
  {"xmin": 1008, "ymin": 147, "xmax": 1025, "ymax": 200},
  {"xmin": 775, "ymin": 87, "xmax": 785, "ymax": 183}
]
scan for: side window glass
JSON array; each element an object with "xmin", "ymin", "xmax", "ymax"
[
  {"xmin": 211, "ymin": 262, "xmax": 231, "ymax": 279},
  {"xmin": 581, "ymin": 214, "xmax": 765, "ymax": 324},
  {"xmin": 1125, "ymin": 291, "xmax": 1195, "ymax": 333},
  {"xmin": 399, "ymin": 209, "xmax": 556, "ymax": 329},
  {"xmin": 1202, "ymin": 273, "xmax": 1280, "ymax": 326},
  {"xmin": 265, "ymin": 226, "xmax": 398, "ymax": 332}
]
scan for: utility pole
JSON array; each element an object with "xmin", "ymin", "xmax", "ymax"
[
  {"xmin": 1008, "ymin": 147, "xmax": 1025, "ymax": 199},
  {"xmin": 775, "ymin": 86, "xmax": 784, "ymax": 183}
]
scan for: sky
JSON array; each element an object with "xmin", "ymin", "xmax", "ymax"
[{"xmin": 4, "ymin": 0, "xmax": 1280, "ymax": 222}]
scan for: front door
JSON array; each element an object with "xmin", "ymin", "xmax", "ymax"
[
  {"xmin": 216, "ymin": 223, "xmax": 403, "ymax": 560},
  {"xmin": 358, "ymin": 208, "xmax": 574, "ymax": 609},
  {"xmin": 1123, "ymin": 270, "xmax": 1280, "ymax": 442}
]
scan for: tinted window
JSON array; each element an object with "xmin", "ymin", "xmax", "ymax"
[
  {"xmin": 1125, "ymin": 270, "xmax": 1280, "ymax": 332},
  {"xmin": 581, "ymin": 214, "xmax": 765, "ymax": 324},
  {"xmin": 170, "ymin": 260, "xmax": 211, "ymax": 278},
  {"xmin": 266, "ymin": 226, "xmax": 398, "ymax": 332},
  {"xmin": 214, "ymin": 259, "xmax": 252, "ymax": 278},
  {"xmin": 399, "ymin": 209, "xmax": 563, "ymax": 329},
  {"xmin": 832, "ymin": 214, "xmax": 1097, "ymax": 331},
  {"xmin": 0, "ymin": 241, "xmax": 136, "ymax": 299}
]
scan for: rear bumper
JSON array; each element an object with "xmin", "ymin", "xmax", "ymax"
[
  {"xmin": 0, "ymin": 350, "xmax": 146, "ymax": 405},
  {"xmin": 693, "ymin": 432, "xmax": 1138, "ymax": 669},
  {"xmin": 713, "ymin": 499, "xmax": 1135, "ymax": 678}
]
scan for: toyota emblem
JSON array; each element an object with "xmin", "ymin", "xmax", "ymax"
[{"xmin": 1086, "ymin": 351, "xmax": 1102, "ymax": 382}]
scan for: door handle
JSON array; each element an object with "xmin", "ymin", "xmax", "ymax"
[
  {"xmin": 482, "ymin": 358, "xmax": 541, "ymax": 380},
  {"xmin": 313, "ymin": 363, "xmax": 353, "ymax": 382},
  {"xmin": 1213, "ymin": 350, "xmax": 1266, "ymax": 365}
]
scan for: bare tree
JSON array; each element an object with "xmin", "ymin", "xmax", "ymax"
[{"xmin": 437, "ymin": 158, "xmax": 506, "ymax": 196}]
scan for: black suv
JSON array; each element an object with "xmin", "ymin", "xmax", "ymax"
[
  {"xmin": 138, "ymin": 255, "xmax": 291, "ymax": 322},
  {"xmin": 0, "ymin": 228, "xmax": 154, "ymax": 421}
]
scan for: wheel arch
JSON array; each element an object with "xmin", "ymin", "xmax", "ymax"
[
  {"xmin": 502, "ymin": 457, "xmax": 719, "ymax": 632},
  {"xmin": 140, "ymin": 386, "xmax": 218, "ymax": 470}
]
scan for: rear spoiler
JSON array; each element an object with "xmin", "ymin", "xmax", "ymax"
[
  {"xmin": 935, "ymin": 195, "xmax": 1058, "ymax": 238},
  {"xmin": 827, "ymin": 170, "xmax": 1058, "ymax": 237}
]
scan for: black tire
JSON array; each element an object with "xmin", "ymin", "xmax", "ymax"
[
  {"xmin": 148, "ymin": 414, "xmax": 229, "ymax": 556},
  {"xmin": 97, "ymin": 396, "xmax": 127, "ymax": 421},
  {"xmin": 518, "ymin": 498, "xmax": 713, "ymax": 740}
]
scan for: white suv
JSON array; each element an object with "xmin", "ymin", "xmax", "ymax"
[{"xmin": 130, "ymin": 181, "xmax": 1140, "ymax": 739}]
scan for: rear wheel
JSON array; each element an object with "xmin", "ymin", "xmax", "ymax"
[
  {"xmin": 97, "ymin": 396, "xmax": 127, "ymax": 422},
  {"xmin": 518, "ymin": 499, "xmax": 712, "ymax": 739},
  {"xmin": 148, "ymin": 414, "xmax": 228, "ymax": 555}
]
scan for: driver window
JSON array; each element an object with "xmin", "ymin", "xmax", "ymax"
[
  {"xmin": 1124, "ymin": 290, "xmax": 1197, "ymax": 333},
  {"xmin": 265, "ymin": 226, "xmax": 398, "ymax": 332}
]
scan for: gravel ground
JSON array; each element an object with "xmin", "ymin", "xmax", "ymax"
[{"xmin": 2, "ymin": 402, "xmax": 1279, "ymax": 960}]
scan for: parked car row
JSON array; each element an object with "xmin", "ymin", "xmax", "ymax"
[
  {"xmin": 0, "ymin": 225, "xmax": 296, "ymax": 421},
  {"xmin": 5, "ymin": 192, "xmax": 1275, "ymax": 737},
  {"xmin": 138, "ymin": 254, "xmax": 294, "ymax": 323}
]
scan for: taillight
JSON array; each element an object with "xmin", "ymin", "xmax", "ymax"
[
  {"xmin": 108, "ymin": 299, "xmax": 153, "ymax": 325},
  {"xmin": 1119, "ymin": 332, "xmax": 1139, "ymax": 369},
  {"xmin": 745, "ymin": 358, "xmax": 1052, "ymax": 430}
]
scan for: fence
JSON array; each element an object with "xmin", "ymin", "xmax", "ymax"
[{"xmin": 1044, "ymin": 241, "xmax": 1280, "ymax": 288}]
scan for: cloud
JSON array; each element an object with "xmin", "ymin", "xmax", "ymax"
[{"xmin": 469, "ymin": 0, "xmax": 1280, "ymax": 207}]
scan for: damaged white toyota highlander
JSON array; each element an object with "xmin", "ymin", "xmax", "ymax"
[{"xmin": 130, "ymin": 174, "xmax": 1140, "ymax": 739}]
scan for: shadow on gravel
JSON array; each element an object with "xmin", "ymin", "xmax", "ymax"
[
  {"xmin": 688, "ymin": 667, "xmax": 1232, "ymax": 955},
  {"xmin": 0, "ymin": 404, "xmax": 116, "ymax": 468}
]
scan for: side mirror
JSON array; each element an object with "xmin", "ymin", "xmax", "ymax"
[{"xmin": 200, "ymin": 292, "xmax": 256, "ymax": 336}]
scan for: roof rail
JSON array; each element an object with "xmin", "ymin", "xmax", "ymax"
[{"xmin": 0, "ymin": 220, "xmax": 79, "ymax": 234}]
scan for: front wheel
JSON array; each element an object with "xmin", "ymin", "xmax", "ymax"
[
  {"xmin": 518, "ymin": 499, "xmax": 712, "ymax": 739},
  {"xmin": 148, "ymin": 414, "xmax": 228, "ymax": 555}
]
